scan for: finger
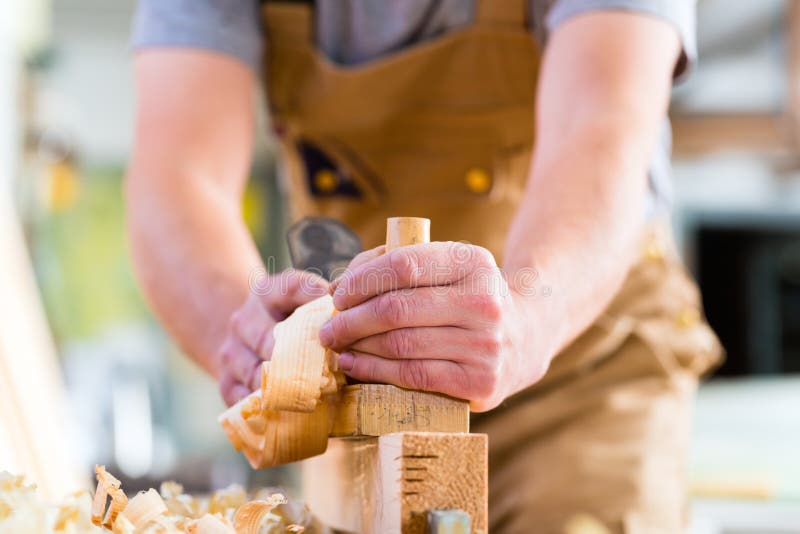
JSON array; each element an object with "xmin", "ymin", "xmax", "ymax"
[
  {"xmin": 332, "ymin": 242, "xmax": 497, "ymax": 310},
  {"xmin": 320, "ymin": 286, "xmax": 480, "ymax": 351},
  {"xmin": 231, "ymin": 295, "xmax": 273, "ymax": 353},
  {"xmin": 220, "ymin": 337, "xmax": 262, "ymax": 388},
  {"xmin": 349, "ymin": 326, "xmax": 487, "ymax": 362},
  {"xmin": 219, "ymin": 373, "xmax": 252, "ymax": 407},
  {"xmin": 339, "ymin": 351, "xmax": 471, "ymax": 400},
  {"xmin": 264, "ymin": 269, "xmax": 330, "ymax": 319},
  {"xmin": 349, "ymin": 245, "xmax": 387, "ymax": 270},
  {"xmin": 329, "ymin": 245, "xmax": 386, "ymax": 292}
]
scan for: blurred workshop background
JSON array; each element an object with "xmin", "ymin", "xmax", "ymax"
[{"xmin": 1, "ymin": 1, "xmax": 799, "ymax": 533}]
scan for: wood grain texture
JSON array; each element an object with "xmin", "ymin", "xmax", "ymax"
[
  {"xmin": 330, "ymin": 384, "xmax": 469, "ymax": 437},
  {"xmin": 303, "ymin": 432, "xmax": 487, "ymax": 534},
  {"xmin": 373, "ymin": 432, "xmax": 487, "ymax": 534},
  {"xmin": 301, "ymin": 437, "xmax": 378, "ymax": 533},
  {"xmin": 219, "ymin": 392, "xmax": 330, "ymax": 469},
  {"xmin": 386, "ymin": 217, "xmax": 430, "ymax": 250}
]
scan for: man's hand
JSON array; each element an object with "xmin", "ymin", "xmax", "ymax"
[
  {"xmin": 218, "ymin": 270, "xmax": 328, "ymax": 406},
  {"xmin": 319, "ymin": 243, "xmax": 549, "ymax": 412}
]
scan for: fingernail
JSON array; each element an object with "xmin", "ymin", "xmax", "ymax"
[
  {"xmin": 319, "ymin": 321, "xmax": 333, "ymax": 347},
  {"xmin": 338, "ymin": 352, "xmax": 354, "ymax": 372}
]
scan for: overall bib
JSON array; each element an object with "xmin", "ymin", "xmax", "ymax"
[{"xmin": 261, "ymin": 1, "xmax": 723, "ymax": 532}]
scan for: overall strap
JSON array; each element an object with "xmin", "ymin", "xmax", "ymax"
[
  {"xmin": 262, "ymin": 0, "xmax": 314, "ymax": 45},
  {"xmin": 475, "ymin": 0, "xmax": 528, "ymax": 27}
]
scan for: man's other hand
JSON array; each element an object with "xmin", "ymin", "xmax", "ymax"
[{"xmin": 218, "ymin": 269, "xmax": 328, "ymax": 406}]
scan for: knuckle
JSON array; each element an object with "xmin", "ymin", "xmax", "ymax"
[
  {"xmin": 455, "ymin": 243, "xmax": 494, "ymax": 268},
  {"xmin": 468, "ymin": 292, "xmax": 502, "ymax": 321},
  {"xmin": 376, "ymin": 295, "xmax": 409, "ymax": 326},
  {"xmin": 463, "ymin": 353, "xmax": 501, "ymax": 397},
  {"xmin": 384, "ymin": 329, "xmax": 413, "ymax": 359},
  {"xmin": 473, "ymin": 246, "xmax": 497, "ymax": 268},
  {"xmin": 472, "ymin": 362, "xmax": 499, "ymax": 399},
  {"xmin": 218, "ymin": 373, "xmax": 235, "ymax": 401},
  {"xmin": 482, "ymin": 293, "xmax": 504, "ymax": 320},
  {"xmin": 329, "ymin": 314, "xmax": 348, "ymax": 342},
  {"xmin": 246, "ymin": 361, "xmax": 261, "ymax": 390},
  {"xmin": 388, "ymin": 249, "xmax": 421, "ymax": 285},
  {"xmin": 219, "ymin": 339, "xmax": 236, "ymax": 365},
  {"xmin": 399, "ymin": 360, "xmax": 430, "ymax": 391},
  {"xmin": 477, "ymin": 331, "xmax": 504, "ymax": 355},
  {"xmin": 229, "ymin": 310, "xmax": 244, "ymax": 331}
]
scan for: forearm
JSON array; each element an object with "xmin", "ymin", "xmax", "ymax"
[
  {"xmin": 126, "ymin": 171, "xmax": 261, "ymax": 377},
  {"xmin": 502, "ymin": 11, "xmax": 679, "ymax": 391},
  {"xmin": 128, "ymin": 50, "xmax": 260, "ymax": 377},
  {"xmin": 504, "ymin": 119, "xmax": 650, "ymax": 381}
]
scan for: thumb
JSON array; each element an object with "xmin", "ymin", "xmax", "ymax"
[{"xmin": 263, "ymin": 269, "xmax": 329, "ymax": 319}]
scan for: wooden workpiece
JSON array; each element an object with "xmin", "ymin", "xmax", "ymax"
[
  {"xmin": 222, "ymin": 217, "xmax": 487, "ymax": 532},
  {"xmin": 304, "ymin": 217, "xmax": 488, "ymax": 534},
  {"xmin": 304, "ymin": 433, "xmax": 487, "ymax": 534},
  {"xmin": 385, "ymin": 216, "xmax": 430, "ymax": 249},
  {"xmin": 330, "ymin": 384, "xmax": 469, "ymax": 437},
  {"xmin": 375, "ymin": 432, "xmax": 487, "ymax": 534}
]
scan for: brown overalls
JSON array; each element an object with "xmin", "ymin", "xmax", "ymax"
[{"xmin": 261, "ymin": 1, "xmax": 723, "ymax": 532}]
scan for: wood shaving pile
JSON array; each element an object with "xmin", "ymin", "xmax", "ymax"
[{"xmin": 0, "ymin": 467, "xmax": 326, "ymax": 533}]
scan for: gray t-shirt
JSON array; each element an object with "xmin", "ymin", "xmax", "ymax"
[{"xmin": 131, "ymin": 0, "xmax": 697, "ymax": 216}]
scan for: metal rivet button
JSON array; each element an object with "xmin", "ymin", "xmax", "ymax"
[
  {"xmin": 465, "ymin": 168, "xmax": 492, "ymax": 194},
  {"xmin": 313, "ymin": 169, "xmax": 338, "ymax": 193}
]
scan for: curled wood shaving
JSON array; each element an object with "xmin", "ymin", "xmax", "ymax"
[
  {"xmin": 102, "ymin": 486, "xmax": 128, "ymax": 528},
  {"xmin": 207, "ymin": 485, "xmax": 247, "ymax": 515},
  {"xmin": 187, "ymin": 513, "xmax": 235, "ymax": 534},
  {"xmin": 0, "ymin": 473, "xmax": 101, "ymax": 533},
  {"xmin": 218, "ymin": 395, "xmax": 329, "ymax": 469},
  {"xmin": 159, "ymin": 481, "xmax": 184, "ymax": 500},
  {"xmin": 0, "ymin": 472, "xmax": 33, "ymax": 493},
  {"xmin": 163, "ymin": 494, "xmax": 197, "ymax": 519},
  {"xmin": 232, "ymin": 500, "xmax": 282, "ymax": 534},
  {"xmin": 117, "ymin": 489, "xmax": 166, "ymax": 528},
  {"xmin": 111, "ymin": 514, "xmax": 135, "ymax": 534},
  {"xmin": 53, "ymin": 491, "xmax": 98, "ymax": 532},
  {"xmin": 261, "ymin": 295, "xmax": 335, "ymax": 412},
  {"xmin": 92, "ymin": 465, "xmax": 122, "ymax": 526},
  {"xmin": 219, "ymin": 295, "xmax": 341, "ymax": 470},
  {"xmin": 2, "ymin": 468, "xmax": 328, "ymax": 533}
]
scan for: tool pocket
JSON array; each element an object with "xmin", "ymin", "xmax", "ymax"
[
  {"xmin": 537, "ymin": 243, "xmax": 724, "ymax": 395},
  {"xmin": 628, "ymin": 257, "xmax": 724, "ymax": 378}
]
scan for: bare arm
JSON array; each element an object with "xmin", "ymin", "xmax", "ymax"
[
  {"xmin": 321, "ymin": 11, "xmax": 682, "ymax": 411},
  {"xmin": 502, "ymin": 11, "xmax": 681, "ymax": 388},
  {"xmin": 127, "ymin": 50, "xmax": 325, "ymax": 401}
]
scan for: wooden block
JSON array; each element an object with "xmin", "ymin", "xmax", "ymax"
[
  {"xmin": 373, "ymin": 432, "xmax": 487, "ymax": 534},
  {"xmin": 329, "ymin": 384, "xmax": 470, "ymax": 437},
  {"xmin": 302, "ymin": 432, "xmax": 487, "ymax": 534},
  {"xmin": 301, "ymin": 437, "xmax": 377, "ymax": 533}
]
